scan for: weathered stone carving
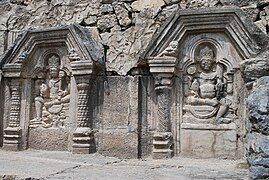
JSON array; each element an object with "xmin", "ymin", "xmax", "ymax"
[
  {"xmin": 157, "ymin": 41, "xmax": 178, "ymax": 57},
  {"xmin": 68, "ymin": 49, "xmax": 81, "ymax": 61},
  {"xmin": 148, "ymin": 57, "xmax": 176, "ymax": 159},
  {"xmin": 142, "ymin": 8, "xmax": 266, "ymax": 159},
  {"xmin": 3, "ymin": 79, "xmax": 22, "ymax": 151},
  {"xmin": 31, "ymin": 55, "xmax": 70, "ymax": 128},
  {"xmin": 183, "ymin": 45, "xmax": 232, "ymax": 124},
  {"xmin": 72, "ymin": 75, "xmax": 95, "ymax": 154},
  {"xmin": 246, "ymin": 76, "xmax": 269, "ymax": 179}
]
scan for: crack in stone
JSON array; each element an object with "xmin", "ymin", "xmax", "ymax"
[{"xmin": 42, "ymin": 164, "xmax": 82, "ymax": 179}]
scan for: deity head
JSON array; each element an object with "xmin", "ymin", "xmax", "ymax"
[
  {"xmin": 198, "ymin": 46, "xmax": 215, "ymax": 71},
  {"xmin": 48, "ymin": 55, "xmax": 60, "ymax": 78}
]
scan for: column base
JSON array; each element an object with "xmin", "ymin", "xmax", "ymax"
[
  {"xmin": 72, "ymin": 127, "xmax": 96, "ymax": 154},
  {"xmin": 152, "ymin": 132, "xmax": 173, "ymax": 159},
  {"xmin": 3, "ymin": 126, "xmax": 22, "ymax": 151}
]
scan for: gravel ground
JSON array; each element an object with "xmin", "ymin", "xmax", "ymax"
[{"xmin": 0, "ymin": 150, "xmax": 249, "ymax": 180}]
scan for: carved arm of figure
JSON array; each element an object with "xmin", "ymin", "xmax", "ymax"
[{"xmin": 216, "ymin": 63, "xmax": 225, "ymax": 99}]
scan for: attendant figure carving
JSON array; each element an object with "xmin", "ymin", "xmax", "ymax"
[{"xmin": 31, "ymin": 55, "xmax": 70, "ymax": 128}]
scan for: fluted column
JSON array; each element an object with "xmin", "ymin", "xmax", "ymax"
[
  {"xmin": 3, "ymin": 79, "xmax": 22, "ymax": 151},
  {"xmin": 148, "ymin": 57, "xmax": 176, "ymax": 159}
]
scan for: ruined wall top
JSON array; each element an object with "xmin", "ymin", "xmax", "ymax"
[{"xmin": 0, "ymin": 0, "xmax": 269, "ymax": 75}]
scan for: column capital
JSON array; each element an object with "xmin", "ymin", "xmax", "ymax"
[{"xmin": 148, "ymin": 57, "xmax": 177, "ymax": 86}]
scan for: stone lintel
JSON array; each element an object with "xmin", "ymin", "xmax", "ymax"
[
  {"xmin": 148, "ymin": 57, "xmax": 177, "ymax": 75},
  {"xmin": 148, "ymin": 57, "xmax": 177, "ymax": 86},
  {"xmin": 2, "ymin": 64, "xmax": 22, "ymax": 77},
  {"xmin": 71, "ymin": 61, "xmax": 93, "ymax": 76},
  {"xmin": 181, "ymin": 123, "xmax": 237, "ymax": 131}
]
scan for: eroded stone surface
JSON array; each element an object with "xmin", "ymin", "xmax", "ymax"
[
  {"xmin": 246, "ymin": 76, "xmax": 269, "ymax": 179},
  {"xmin": 0, "ymin": 2, "xmax": 268, "ymax": 179}
]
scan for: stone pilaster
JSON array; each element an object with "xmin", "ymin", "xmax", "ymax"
[
  {"xmin": 72, "ymin": 76, "xmax": 95, "ymax": 154},
  {"xmin": 153, "ymin": 78, "xmax": 173, "ymax": 159},
  {"xmin": 71, "ymin": 61, "xmax": 96, "ymax": 154},
  {"xmin": 3, "ymin": 79, "xmax": 22, "ymax": 151},
  {"xmin": 148, "ymin": 57, "xmax": 176, "ymax": 159}
]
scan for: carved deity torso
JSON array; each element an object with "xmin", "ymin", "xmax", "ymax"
[
  {"xmin": 198, "ymin": 72, "xmax": 217, "ymax": 98},
  {"xmin": 183, "ymin": 45, "xmax": 232, "ymax": 124}
]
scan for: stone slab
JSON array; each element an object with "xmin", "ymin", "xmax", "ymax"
[
  {"xmin": 101, "ymin": 76, "xmax": 138, "ymax": 130},
  {"xmin": 97, "ymin": 130, "xmax": 138, "ymax": 159},
  {"xmin": 28, "ymin": 128, "xmax": 69, "ymax": 151},
  {"xmin": 180, "ymin": 125, "xmax": 237, "ymax": 159}
]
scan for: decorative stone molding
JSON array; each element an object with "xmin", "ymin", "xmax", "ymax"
[
  {"xmin": 71, "ymin": 61, "xmax": 96, "ymax": 154},
  {"xmin": 3, "ymin": 79, "xmax": 22, "ymax": 151},
  {"xmin": 0, "ymin": 25, "xmax": 104, "ymax": 152},
  {"xmin": 141, "ymin": 7, "xmax": 266, "ymax": 159},
  {"xmin": 141, "ymin": 8, "xmax": 265, "ymax": 60},
  {"xmin": 148, "ymin": 57, "xmax": 176, "ymax": 159}
]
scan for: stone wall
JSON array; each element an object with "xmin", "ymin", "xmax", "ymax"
[
  {"xmin": 0, "ymin": 0, "xmax": 269, "ymax": 168},
  {"xmin": 0, "ymin": 0, "xmax": 268, "ymax": 74}
]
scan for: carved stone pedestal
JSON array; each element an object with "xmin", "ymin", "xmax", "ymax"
[
  {"xmin": 72, "ymin": 127, "xmax": 95, "ymax": 154},
  {"xmin": 3, "ymin": 127, "xmax": 22, "ymax": 151},
  {"xmin": 153, "ymin": 132, "xmax": 173, "ymax": 159}
]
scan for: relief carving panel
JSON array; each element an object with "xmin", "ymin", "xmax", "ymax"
[
  {"xmin": 183, "ymin": 43, "xmax": 235, "ymax": 124},
  {"xmin": 31, "ymin": 54, "xmax": 71, "ymax": 128}
]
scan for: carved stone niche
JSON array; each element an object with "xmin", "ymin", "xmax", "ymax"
[
  {"xmin": 0, "ymin": 25, "xmax": 104, "ymax": 152},
  {"xmin": 141, "ymin": 7, "xmax": 266, "ymax": 159}
]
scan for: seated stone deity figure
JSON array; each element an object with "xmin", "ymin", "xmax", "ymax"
[
  {"xmin": 184, "ymin": 46, "xmax": 231, "ymax": 124},
  {"xmin": 32, "ymin": 55, "xmax": 70, "ymax": 128}
]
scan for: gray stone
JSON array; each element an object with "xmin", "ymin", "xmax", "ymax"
[
  {"xmin": 246, "ymin": 76, "xmax": 269, "ymax": 179},
  {"xmin": 97, "ymin": 14, "xmax": 117, "ymax": 32},
  {"xmin": 241, "ymin": 58, "xmax": 269, "ymax": 83},
  {"xmin": 131, "ymin": 0, "xmax": 165, "ymax": 11},
  {"xmin": 97, "ymin": 131, "xmax": 138, "ymax": 159},
  {"xmin": 113, "ymin": 2, "xmax": 132, "ymax": 27},
  {"xmin": 28, "ymin": 128, "xmax": 69, "ymax": 151},
  {"xmin": 100, "ymin": 4, "xmax": 114, "ymax": 14},
  {"xmin": 84, "ymin": 15, "xmax": 97, "ymax": 26}
]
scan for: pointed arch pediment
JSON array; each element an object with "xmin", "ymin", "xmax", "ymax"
[
  {"xmin": 0, "ymin": 24, "xmax": 104, "ymax": 77},
  {"xmin": 142, "ymin": 7, "xmax": 267, "ymax": 62}
]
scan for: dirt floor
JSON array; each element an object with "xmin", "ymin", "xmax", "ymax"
[{"xmin": 0, "ymin": 150, "xmax": 249, "ymax": 180}]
